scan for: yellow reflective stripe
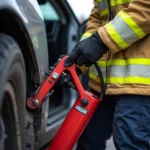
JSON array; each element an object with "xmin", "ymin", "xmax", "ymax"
[
  {"xmin": 97, "ymin": 58, "xmax": 150, "ymax": 68},
  {"xmin": 89, "ymin": 73, "xmax": 150, "ymax": 85},
  {"xmin": 96, "ymin": 0, "xmax": 103, "ymax": 2},
  {"xmin": 100, "ymin": 9, "xmax": 108, "ymax": 17},
  {"xmin": 110, "ymin": 0, "xmax": 132, "ymax": 7},
  {"xmin": 118, "ymin": 11, "xmax": 146, "ymax": 39},
  {"xmin": 89, "ymin": 73, "xmax": 105, "ymax": 83},
  {"xmin": 105, "ymin": 22, "xmax": 129, "ymax": 49},
  {"xmin": 80, "ymin": 32, "xmax": 92, "ymax": 41},
  {"xmin": 105, "ymin": 11, "xmax": 146, "ymax": 49},
  {"xmin": 82, "ymin": 32, "xmax": 92, "ymax": 38},
  {"xmin": 108, "ymin": 77, "xmax": 150, "ymax": 84},
  {"xmin": 111, "ymin": 15, "xmax": 139, "ymax": 45}
]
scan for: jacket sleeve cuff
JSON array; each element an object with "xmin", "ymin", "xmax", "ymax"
[{"xmin": 97, "ymin": 27, "xmax": 121, "ymax": 53}]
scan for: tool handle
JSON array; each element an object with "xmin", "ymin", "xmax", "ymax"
[
  {"xmin": 27, "ymin": 56, "xmax": 105, "ymax": 109},
  {"xmin": 48, "ymin": 59, "xmax": 105, "ymax": 150}
]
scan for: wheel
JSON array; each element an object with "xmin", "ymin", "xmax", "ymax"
[{"xmin": 0, "ymin": 34, "xmax": 26, "ymax": 150}]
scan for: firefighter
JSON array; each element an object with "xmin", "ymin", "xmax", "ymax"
[{"xmin": 65, "ymin": 0, "xmax": 150, "ymax": 149}]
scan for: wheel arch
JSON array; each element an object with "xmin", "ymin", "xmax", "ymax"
[{"xmin": 0, "ymin": 8, "xmax": 41, "ymax": 97}]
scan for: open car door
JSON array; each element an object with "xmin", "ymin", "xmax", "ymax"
[{"xmin": 37, "ymin": 0, "xmax": 93, "ymax": 149}]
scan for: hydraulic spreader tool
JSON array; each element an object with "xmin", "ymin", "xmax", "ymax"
[{"xmin": 27, "ymin": 56, "xmax": 105, "ymax": 150}]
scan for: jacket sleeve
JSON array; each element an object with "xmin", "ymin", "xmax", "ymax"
[
  {"xmin": 80, "ymin": 1, "xmax": 102, "ymax": 41},
  {"xmin": 78, "ymin": 1, "xmax": 102, "ymax": 73},
  {"xmin": 98, "ymin": 0, "xmax": 150, "ymax": 53}
]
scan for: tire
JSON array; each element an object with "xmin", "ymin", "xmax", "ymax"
[{"xmin": 0, "ymin": 34, "xmax": 26, "ymax": 150}]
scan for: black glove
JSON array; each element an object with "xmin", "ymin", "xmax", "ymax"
[{"xmin": 65, "ymin": 32, "xmax": 108, "ymax": 67}]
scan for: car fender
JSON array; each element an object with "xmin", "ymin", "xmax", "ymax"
[{"xmin": 0, "ymin": 0, "xmax": 49, "ymax": 83}]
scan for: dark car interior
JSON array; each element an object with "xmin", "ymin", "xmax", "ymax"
[
  {"xmin": 39, "ymin": 1, "xmax": 68, "ymax": 65},
  {"xmin": 37, "ymin": 0, "xmax": 88, "ymax": 147},
  {"xmin": 38, "ymin": 0, "xmax": 79, "ymax": 128}
]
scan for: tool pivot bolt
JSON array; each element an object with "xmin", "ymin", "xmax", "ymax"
[
  {"xmin": 52, "ymin": 72, "xmax": 58, "ymax": 79},
  {"xmin": 32, "ymin": 100, "xmax": 39, "ymax": 106}
]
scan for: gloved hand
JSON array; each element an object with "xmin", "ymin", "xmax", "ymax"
[{"xmin": 65, "ymin": 31, "xmax": 108, "ymax": 67}]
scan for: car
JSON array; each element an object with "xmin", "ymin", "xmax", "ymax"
[{"xmin": 0, "ymin": 0, "xmax": 92, "ymax": 149}]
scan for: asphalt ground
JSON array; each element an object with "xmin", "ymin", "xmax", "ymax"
[{"xmin": 106, "ymin": 137, "xmax": 116, "ymax": 150}]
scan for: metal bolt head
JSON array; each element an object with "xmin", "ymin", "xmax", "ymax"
[
  {"xmin": 32, "ymin": 100, "xmax": 39, "ymax": 106},
  {"xmin": 63, "ymin": 72, "xmax": 67, "ymax": 76},
  {"xmin": 52, "ymin": 72, "xmax": 58, "ymax": 79},
  {"xmin": 81, "ymin": 99, "xmax": 89, "ymax": 107}
]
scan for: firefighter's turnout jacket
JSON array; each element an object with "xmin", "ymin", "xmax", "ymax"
[{"xmin": 81, "ymin": 0, "xmax": 150, "ymax": 95}]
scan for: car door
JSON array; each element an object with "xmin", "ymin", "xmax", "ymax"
[
  {"xmin": 37, "ymin": 0, "xmax": 93, "ymax": 149},
  {"xmin": 67, "ymin": 0, "xmax": 94, "ymax": 89}
]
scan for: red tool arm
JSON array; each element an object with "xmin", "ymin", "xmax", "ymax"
[
  {"xmin": 27, "ymin": 56, "xmax": 105, "ymax": 150},
  {"xmin": 27, "ymin": 56, "xmax": 103, "ymax": 109}
]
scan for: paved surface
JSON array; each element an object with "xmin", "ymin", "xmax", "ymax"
[{"xmin": 106, "ymin": 137, "xmax": 116, "ymax": 150}]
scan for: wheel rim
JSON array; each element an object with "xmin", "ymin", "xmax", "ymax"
[{"xmin": 2, "ymin": 82, "xmax": 21, "ymax": 150}]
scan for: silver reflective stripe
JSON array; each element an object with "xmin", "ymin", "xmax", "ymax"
[
  {"xmin": 97, "ymin": 0, "xmax": 107, "ymax": 10},
  {"xmin": 96, "ymin": 67, "xmax": 106, "ymax": 77},
  {"xmin": 110, "ymin": 15, "xmax": 139, "ymax": 45},
  {"xmin": 97, "ymin": 65, "xmax": 150, "ymax": 78},
  {"xmin": 90, "ymin": 65, "xmax": 106, "ymax": 77}
]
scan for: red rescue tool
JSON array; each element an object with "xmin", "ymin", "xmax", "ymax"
[{"xmin": 27, "ymin": 56, "xmax": 105, "ymax": 150}]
